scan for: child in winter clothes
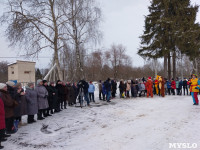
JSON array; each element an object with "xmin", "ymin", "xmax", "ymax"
[
  {"xmin": 88, "ymin": 81, "xmax": 95, "ymax": 102},
  {"xmin": 126, "ymin": 80, "xmax": 131, "ymax": 98}
]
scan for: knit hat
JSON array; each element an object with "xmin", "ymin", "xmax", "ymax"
[
  {"xmin": 43, "ymin": 80, "xmax": 48, "ymax": 84},
  {"xmin": 15, "ymin": 83, "xmax": 22, "ymax": 88},
  {"xmin": 6, "ymin": 81, "xmax": 15, "ymax": 87},
  {"xmin": 27, "ymin": 82, "xmax": 34, "ymax": 87},
  {"xmin": 148, "ymin": 77, "xmax": 151, "ymax": 80},
  {"xmin": 37, "ymin": 79, "xmax": 43, "ymax": 85},
  {"xmin": 192, "ymin": 74, "xmax": 197, "ymax": 78},
  {"xmin": 0, "ymin": 83, "xmax": 7, "ymax": 90}
]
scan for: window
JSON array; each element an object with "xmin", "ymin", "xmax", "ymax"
[{"xmin": 24, "ymin": 71, "xmax": 30, "ymax": 74}]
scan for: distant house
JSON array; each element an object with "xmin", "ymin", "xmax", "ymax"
[{"xmin": 8, "ymin": 60, "xmax": 36, "ymax": 86}]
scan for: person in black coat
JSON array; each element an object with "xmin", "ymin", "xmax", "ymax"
[
  {"xmin": 119, "ymin": 80, "xmax": 125, "ymax": 98},
  {"xmin": 56, "ymin": 80, "xmax": 65, "ymax": 111},
  {"xmin": 111, "ymin": 80, "xmax": 117, "ymax": 98},
  {"xmin": 77, "ymin": 80, "xmax": 90, "ymax": 106},
  {"xmin": 46, "ymin": 82, "xmax": 58, "ymax": 114},
  {"xmin": 183, "ymin": 78, "xmax": 188, "ymax": 95}
]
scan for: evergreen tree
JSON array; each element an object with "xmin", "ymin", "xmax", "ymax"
[
  {"xmin": 35, "ymin": 68, "xmax": 43, "ymax": 81},
  {"xmin": 138, "ymin": 0, "xmax": 199, "ymax": 79}
]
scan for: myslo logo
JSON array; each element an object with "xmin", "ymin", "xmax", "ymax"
[{"xmin": 169, "ymin": 143, "xmax": 198, "ymax": 149}]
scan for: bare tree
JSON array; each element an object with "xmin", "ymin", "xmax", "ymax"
[
  {"xmin": 61, "ymin": 0, "xmax": 102, "ymax": 80},
  {"xmin": 0, "ymin": 61, "xmax": 8, "ymax": 83},
  {"xmin": 1, "ymin": 0, "xmax": 101, "ymax": 80}
]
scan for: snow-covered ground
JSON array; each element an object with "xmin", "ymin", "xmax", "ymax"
[{"xmin": 4, "ymin": 94, "xmax": 200, "ymax": 150}]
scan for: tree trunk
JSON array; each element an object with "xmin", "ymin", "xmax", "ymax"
[
  {"xmin": 154, "ymin": 59, "xmax": 158, "ymax": 78},
  {"xmin": 50, "ymin": 0, "xmax": 63, "ymax": 81},
  {"xmin": 172, "ymin": 51, "xmax": 176, "ymax": 79},
  {"xmin": 168, "ymin": 52, "xmax": 171, "ymax": 80},
  {"xmin": 164, "ymin": 54, "xmax": 168, "ymax": 78}
]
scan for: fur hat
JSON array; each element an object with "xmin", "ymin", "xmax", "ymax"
[
  {"xmin": 0, "ymin": 83, "xmax": 7, "ymax": 90},
  {"xmin": 6, "ymin": 81, "xmax": 15, "ymax": 87},
  {"xmin": 37, "ymin": 79, "xmax": 43, "ymax": 85}
]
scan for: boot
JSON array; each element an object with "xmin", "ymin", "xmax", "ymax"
[
  {"xmin": 46, "ymin": 110, "xmax": 52, "ymax": 116},
  {"xmin": 50, "ymin": 109, "xmax": 54, "ymax": 114},
  {"xmin": 1, "ymin": 138, "xmax": 7, "ymax": 142},
  {"xmin": 37, "ymin": 111, "xmax": 45, "ymax": 120},
  {"xmin": 0, "ymin": 143, "xmax": 4, "ymax": 149}
]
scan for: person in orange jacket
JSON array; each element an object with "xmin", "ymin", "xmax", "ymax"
[
  {"xmin": 189, "ymin": 74, "xmax": 199, "ymax": 105},
  {"xmin": 146, "ymin": 77, "xmax": 153, "ymax": 98}
]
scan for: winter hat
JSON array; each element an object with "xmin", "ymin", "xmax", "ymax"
[
  {"xmin": 15, "ymin": 83, "xmax": 22, "ymax": 88},
  {"xmin": 192, "ymin": 74, "xmax": 197, "ymax": 78},
  {"xmin": 43, "ymin": 80, "xmax": 48, "ymax": 84},
  {"xmin": 90, "ymin": 81, "xmax": 92, "ymax": 84},
  {"xmin": 0, "ymin": 83, "xmax": 7, "ymax": 90},
  {"xmin": 148, "ymin": 77, "xmax": 151, "ymax": 80},
  {"xmin": 6, "ymin": 81, "xmax": 15, "ymax": 87},
  {"xmin": 37, "ymin": 79, "xmax": 43, "ymax": 85},
  {"xmin": 27, "ymin": 82, "xmax": 34, "ymax": 87}
]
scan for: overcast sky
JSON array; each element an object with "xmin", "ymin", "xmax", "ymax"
[{"xmin": 0, "ymin": 0, "xmax": 200, "ymax": 68}]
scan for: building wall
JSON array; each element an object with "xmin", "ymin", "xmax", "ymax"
[
  {"xmin": 8, "ymin": 61, "xmax": 36, "ymax": 84},
  {"xmin": 8, "ymin": 63, "xmax": 18, "ymax": 81},
  {"xmin": 17, "ymin": 61, "xmax": 35, "ymax": 83}
]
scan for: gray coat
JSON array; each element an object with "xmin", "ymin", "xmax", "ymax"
[
  {"xmin": 25, "ymin": 87, "xmax": 38, "ymax": 115},
  {"xmin": 35, "ymin": 85, "xmax": 49, "ymax": 110}
]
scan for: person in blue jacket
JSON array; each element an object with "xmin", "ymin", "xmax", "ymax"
[
  {"xmin": 88, "ymin": 81, "xmax": 95, "ymax": 102},
  {"xmin": 105, "ymin": 78, "xmax": 111, "ymax": 102},
  {"xmin": 102, "ymin": 83, "xmax": 106, "ymax": 101},
  {"xmin": 166, "ymin": 80, "xmax": 171, "ymax": 95},
  {"xmin": 178, "ymin": 80, "xmax": 183, "ymax": 95}
]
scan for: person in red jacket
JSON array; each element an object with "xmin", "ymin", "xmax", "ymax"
[
  {"xmin": 0, "ymin": 96, "xmax": 6, "ymax": 149},
  {"xmin": 146, "ymin": 77, "xmax": 153, "ymax": 98},
  {"xmin": 171, "ymin": 78, "xmax": 176, "ymax": 95}
]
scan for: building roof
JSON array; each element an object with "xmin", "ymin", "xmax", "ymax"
[{"xmin": 8, "ymin": 60, "xmax": 36, "ymax": 66}]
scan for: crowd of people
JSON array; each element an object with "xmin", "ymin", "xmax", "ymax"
[{"xmin": 0, "ymin": 75, "xmax": 199, "ymax": 149}]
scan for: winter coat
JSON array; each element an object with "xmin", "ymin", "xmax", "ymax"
[
  {"xmin": 176, "ymin": 81, "xmax": 180, "ymax": 89},
  {"xmin": 131, "ymin": 84, "xmax": 138, "ymax": 97},
  {"xmin": 189, "ymin": 78, "xmax": 199, "ymax": 92},
  {"xmin": 47, "ymin": 85, "xmax": 58, "ymax": 109},
  {"xmin": 183, "ymin": 80, "xmax": 188, "ymax": 87},
  {"xmin": 178, "ymin": 81, "xmax": 183, "ymax": 89},
  {"xmin": 171, "ymin": 81, "xmax": 176, "ymax": 89},
  {"xmin": 98, "ymin": 83, "xmax": 102, "ymax": 91},
  {"xmin": 111, "ymin": 81, "xmax": 117, "ymax": 93},
  {"xmin": 7, "ymin": 85, "xmax": 15, "ymax": 100},
  {"xmin": 126, "ymin": 83, "xmax": 131, "ymax": 91},
  {"xmin": 25, "ymin": 87, "xmax": 38, "ymax": 115},
  {"xmin": 102, "ymin": 84, "xmax": 107, "ymax": 95},
  {"xmin": 119, "ymin": 83, "xmax": 125, "ymax": 93},
  {"xmin": 67, "ymin": 85, "xmax": 75, "ymax": 104},
  {"xmin": 0, "ymin": 97, "xmax": 6, "ymax": 130},
  {"xmin": 166, "ymin": 81, "xmax": 171, "ymax": 89},
  {"xmin": 56, "ymin": 84, "xmax": 65, "ymax": 101},
  {"xmin": 105, "ymin": 80, "xmax": 111, "ymax": 92},
  {"xmin": 139, "ymin": 83, "xmax": 145, "ymax": 91},
  {"xmin": 77, "ymin": 80, "xmax": 89, "ymax": 94},
  {"xmin": 35, "ymin": 85, "xmax": 49, "ymax": 110},
  {"xmin": 0, "ymin": 89, "xmax": 17, "ymax": 118},
  {"xmin": 14, "ymin": 88, "xmax": 27, "ymax": 117},
  {"xmin": 88, "ymin": 84, "xmax": 95, "ymax": 93},
  {"xmin": 73, "ymin": 85, "xmax": 78, "ymax": 102}
]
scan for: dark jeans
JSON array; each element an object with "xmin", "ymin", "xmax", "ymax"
[
  {"xmin": 5, "ymin": 117, "xmax": 14, "ymax": 132},
  {"xmin": 89, "ymin": 93, "xmax": 95, "ymax": 102},
  {"xmin": 168, "ymin": 88, "xmax": 171, "ymax": 95},
  {"xmin": 99, "ymin": 90, "xmax": 103, "ymax": 100},
  {"xmin": 183, "ymin": 87, "xmax": 188, "ymax": 95},
  {"xmin": 15, "ymin": 117, "xmax": 21, "ymax": 122},
  {"xmin": 171, "ymin": 89, "xmax": 175, "ymax": 95}
]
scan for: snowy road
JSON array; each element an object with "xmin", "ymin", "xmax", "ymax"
[{"xmin": 4, "ymin": 96, "xmax": 200, "ymax": 150}]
